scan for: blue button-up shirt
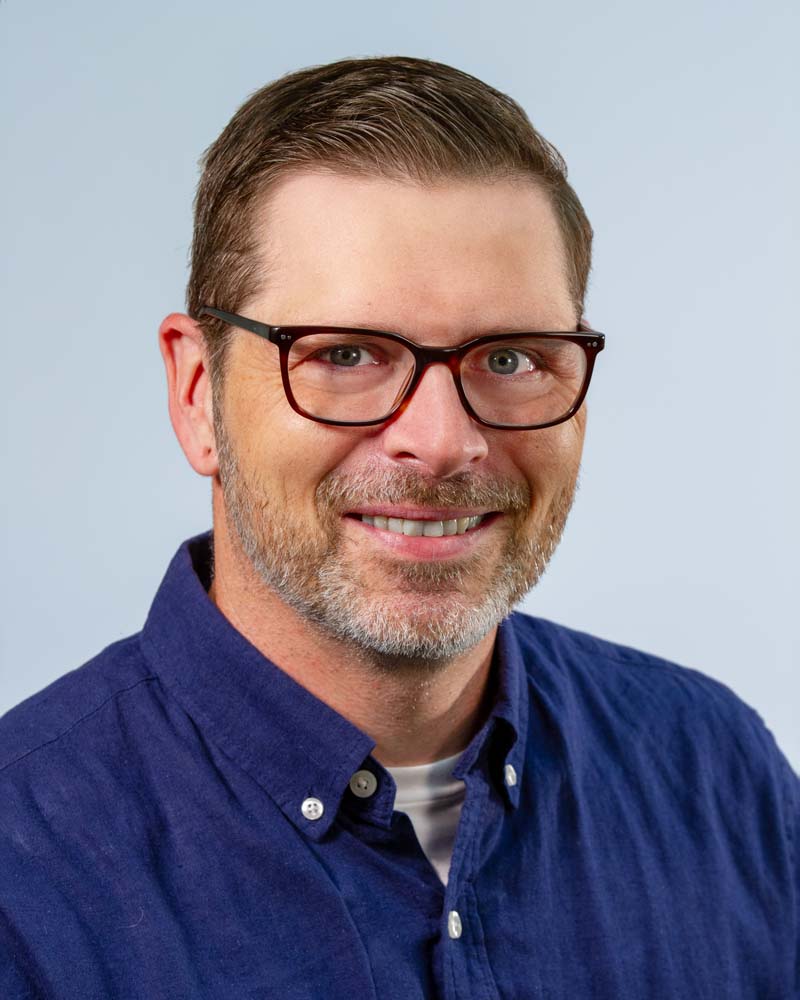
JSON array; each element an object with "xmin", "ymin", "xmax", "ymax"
[{"xmin": 1, "ymin": 534, "xmax": 797, "ymax": 998}]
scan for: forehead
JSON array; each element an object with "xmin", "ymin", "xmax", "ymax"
[{"xmin": 248, "ymin": 171, "xmax": 574, "ymax": 335}]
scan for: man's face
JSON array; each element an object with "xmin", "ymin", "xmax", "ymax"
[{"xmin": 214, "ymin": 171, "xmax": 585, "ymax": 665}]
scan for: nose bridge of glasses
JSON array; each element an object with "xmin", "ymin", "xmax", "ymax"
[
  {"xmin": 411, "ymin": 345, "xmax": 465, "ymax": 398},
  {"xmin": 415, "ymin": 343, "xmax": 465, "ymax": 371},
  {"xmin": 396, "ymin": 353, "xmax": 468, "ymax": 421}
]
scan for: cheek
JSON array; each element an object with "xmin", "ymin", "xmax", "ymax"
[
  {"xmin": 505, "ymin": 417, "xmax": 585, "ymax": 496},
  {"xmin": 229, "ymin": 382, "xmax": 367, "ymax": 509}
]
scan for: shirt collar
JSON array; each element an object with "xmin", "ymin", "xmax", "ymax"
[
  {"xmin": 140, "ymin": 533, "xmax": 531, "ymax": 838},
  {"xmin": 451, "ymin": 612, "xmax": 529, "ymax": 808}
]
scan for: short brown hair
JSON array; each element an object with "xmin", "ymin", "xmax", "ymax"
[{"xmin": 187, "ymin": 56, "xmax": 593, "ymax": 376}]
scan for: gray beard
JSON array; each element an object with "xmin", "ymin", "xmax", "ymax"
[{"xmin": 215, "ymin": 415, "xmax": 576, "ymax": 672}]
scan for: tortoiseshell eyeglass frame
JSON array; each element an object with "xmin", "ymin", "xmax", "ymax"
[{"xmin": 198, "ymin": 306, "xmax": 605, "ymax": 431}]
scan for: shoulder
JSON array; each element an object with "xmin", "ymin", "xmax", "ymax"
[
  {"xmin": 507, "ymin": 611, "xmax": 798, "ymax": 799},
  {"xmin": 0, "ymin": 633, "xmax": 155, "ymax": 775},
  {"xmin": 510, "ymin": 610, "xmax": 760, "ymax": 718},
  {"xmin": 0, "ymin": 634, "xmax": 172, "ymax": 891},
  {"xmin": 508, "ymin": 612, "xmax": 799, "ymax": 875}
]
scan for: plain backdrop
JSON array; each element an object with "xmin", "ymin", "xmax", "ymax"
[{"xmin": 1, "ymin": 0, "xmax": 797, "ymax": 769}]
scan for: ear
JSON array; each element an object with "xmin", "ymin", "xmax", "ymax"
[{"xmin": 158, "ymin": 312, "xmax": 218, "ymax": 477}]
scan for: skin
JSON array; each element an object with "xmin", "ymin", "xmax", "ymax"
[{"xmin": 159, "ymin": 171, "xmax": 586, "ymax": 766}]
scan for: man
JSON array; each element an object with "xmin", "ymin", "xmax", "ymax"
[{"xmin": 1, "ymin": 56, "xmax": 796, "ymax": 999}]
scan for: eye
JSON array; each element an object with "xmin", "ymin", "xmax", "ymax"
[
  {"xmin": 316, "ymin": 343, "xmax": 380, "ymax": 367},
  {"xmin": 485, "ymin": 348, "xmax": 536, "ymax": 375}
]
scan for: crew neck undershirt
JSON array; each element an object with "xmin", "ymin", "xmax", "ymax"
[{"xmin": 385, "ymin": 752, "xmax": 465, "ymax": 885}]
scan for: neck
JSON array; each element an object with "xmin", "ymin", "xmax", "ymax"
[{"xmin": 208, "ymin": 511, "xmax": 497, "ymax": 767}]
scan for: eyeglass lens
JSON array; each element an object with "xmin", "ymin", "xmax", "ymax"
[{"xmin": 286, "ymin": 332, "xmax": 587, "ymax": 426}]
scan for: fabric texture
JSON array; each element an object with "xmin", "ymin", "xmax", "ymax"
[{"xmin": 1, "ymin": 533, "xmax": 797, "ymax": 999}]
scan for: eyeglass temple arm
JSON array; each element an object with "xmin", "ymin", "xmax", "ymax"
[{"xmin": 199, "ymin": 306, "xmax": 279, "ymax": 342}]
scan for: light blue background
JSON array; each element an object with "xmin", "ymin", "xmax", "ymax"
[{"xmin": 2, "ymin": 0, "xmax": 797, "ymax": 768}]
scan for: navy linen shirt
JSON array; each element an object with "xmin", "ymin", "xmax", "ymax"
[{"xmin": 1, "ymin": 534, "xmax": 797, "ymax": 999}]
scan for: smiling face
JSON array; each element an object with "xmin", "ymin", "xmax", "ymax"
[{"xmin": 212, "ymin": 171, "xmax": 586, "ymax": 665}]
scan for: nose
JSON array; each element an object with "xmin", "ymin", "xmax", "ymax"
[{"xmin": 379, "ymin": 363, "xmax": 489, "ymax": 478}]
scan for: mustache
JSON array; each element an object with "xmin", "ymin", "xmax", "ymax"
[{"xmin": 316, "ymin": 467, "xmax": 532, "ymax": 514}]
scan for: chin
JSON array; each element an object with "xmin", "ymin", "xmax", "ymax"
[{"xmin": 307, "ymin": 566, "xmax": 524, "ymax": 666}]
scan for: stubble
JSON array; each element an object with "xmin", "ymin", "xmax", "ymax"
[{"xmin": 214, "ymin": 414, "xmax": 577, "ymax": 671}]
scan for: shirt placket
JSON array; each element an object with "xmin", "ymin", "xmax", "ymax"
[{"xmin": 437, "ymin": 765, "xmax": 503, "ymax": 1000}]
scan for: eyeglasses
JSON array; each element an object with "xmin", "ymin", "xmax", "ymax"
[{"xmin": 199, "ymin": 306, "xmax": 605, "ymax": 430}]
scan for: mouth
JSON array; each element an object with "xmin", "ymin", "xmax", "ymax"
[
  {"xmin": 356, "ymin": 513, "xmax": 486, "ymax": 537},
  {"xmin": 345, "ymin": 509, "xmax": 497, "ymax": 538},
  {"xmin": 340, "ymin": 503, "xmax": 507, "ymax": 564}
]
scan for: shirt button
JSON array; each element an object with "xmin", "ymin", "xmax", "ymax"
[
  {"xmin": 447, "ymin": 910, "xmax": 463, "ymax": 940},
  {"xmin": 349, "ymin": 769, "xmax": 378, "ymax": 798},
  {"xmin": 504, "ymin": 763, "xmax": 518, "ymax": 788},
  {"xmin": 301, "ymin": 797, "xmax": 324, "ymax": 821}
]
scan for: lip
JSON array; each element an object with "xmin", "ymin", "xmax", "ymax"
[
  {"xmin": 343, "ymin": 510, "xmax": 499, "ymax": 560},
  {"xmin": 346, "ymin": 505, "xmax": 493, "ymax": 521}
]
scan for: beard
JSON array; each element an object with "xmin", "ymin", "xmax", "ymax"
[{"xmin": 214, "ymin": 415, "xmax": 577, "ymax": 670}]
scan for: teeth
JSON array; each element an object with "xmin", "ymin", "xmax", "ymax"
[{"xmin": 360, "ymin": 514, "xmax": 485, "ymax": 536}]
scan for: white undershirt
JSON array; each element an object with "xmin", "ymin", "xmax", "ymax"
[{"xmin": 385, "ymin": 753, "xmax": 465, "ymax": 885}]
